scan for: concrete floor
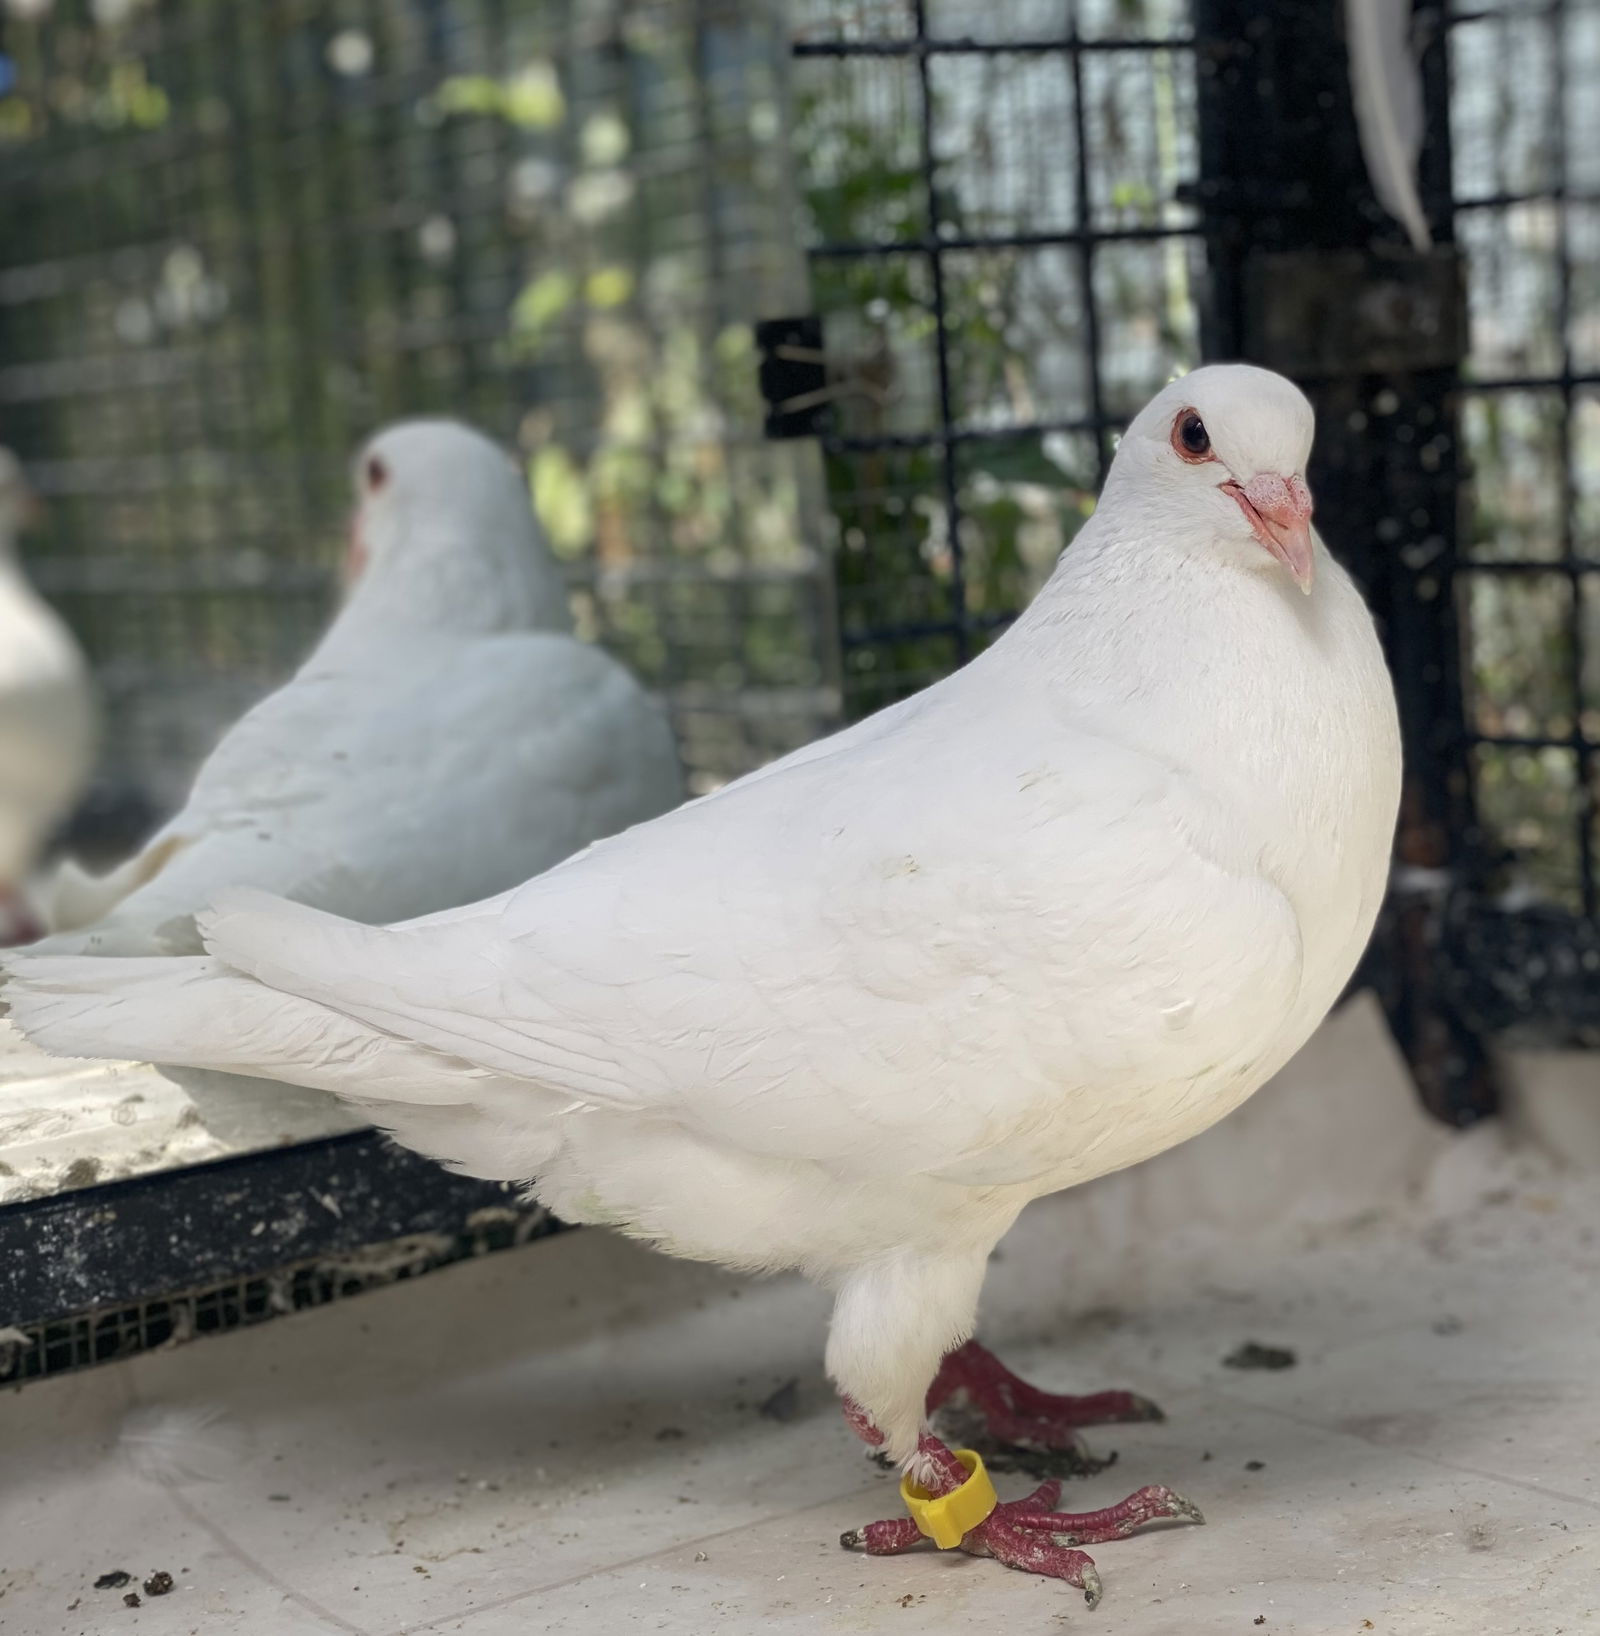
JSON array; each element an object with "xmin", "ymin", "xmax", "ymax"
[{"xmin": 2, "ymin": 997, "xmax": 1597, "ymax": 1635}]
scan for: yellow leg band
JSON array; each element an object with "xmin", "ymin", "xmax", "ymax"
[{"xmin": 900, "ymin": 1448, "xmax": 999, "ymax": 1549}]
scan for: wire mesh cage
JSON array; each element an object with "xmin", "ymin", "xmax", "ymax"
[
  {"xmin": 0, "ymin": 0, "xmax": 836, "ymax": 837},
  {"xmin": 1450, "ymin": 0, "xmax": 1600, "ymax": 921},
  {"xmin": 0, "ymin": 1206, "xmax": 556, "ymax": 1386},
  {"xmin": 788, "ymin": 0, "xmax": 1199, "ymax": 717}
]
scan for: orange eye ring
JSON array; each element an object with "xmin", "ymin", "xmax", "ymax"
[{"xmin": 1171, "ymin": 410, "xmax": 1214, "ymax": 462}]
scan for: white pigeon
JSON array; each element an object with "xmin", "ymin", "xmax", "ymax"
[
  {"xmin": 32, "ymin": 419, "xmax": 683, "ymax": 955},
  {"xmin": 0, "ymin": 449, "xmax": 96, "ymax": 945},
  {"xmin": 3, "ymin": 368, "xmax": 1401, "ymax": 1603}
]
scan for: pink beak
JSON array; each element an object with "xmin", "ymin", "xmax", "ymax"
[{"xmin": 1222, "ymin": 472, "xmax": 1315, "ymax": 593}]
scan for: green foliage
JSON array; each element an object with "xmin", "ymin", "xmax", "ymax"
[
  {"xmin": 433, "ymin": 63, "xmax": 566, "ymax": 129},
  {"xmin": 790, "ymin": 49, "xmax": 1184, "ymax": 716}
]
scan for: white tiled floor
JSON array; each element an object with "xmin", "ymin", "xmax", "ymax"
[
  {"xmin": 3, "ymin": 998, "xmax": 1599, "ymax": 1636},
  {"xmin": 0, "ymin": 1023, "xmax": 360, "ymax": 1204}
]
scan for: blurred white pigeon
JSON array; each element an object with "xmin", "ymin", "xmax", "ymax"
[
  {"xmin": 33, "ymin": 419, "xmax": 682, "ymax": 954},
  {"xmin": 4, "ymin": 368, "xmax": 1401, "ymax": 1603},
  {"xmin": 0, "ymin": 450, "xmax": 95, "ymax": 945}
]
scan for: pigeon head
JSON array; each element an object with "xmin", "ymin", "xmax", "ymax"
[
  {"xmin": 1113, "ymin": 365, "xmax": 1317, "ymax": 593},
  {"xmin": 346, "ymin": 420, "xmax": 523, "ymax": 581},
  {"xmin": 338, "ymin": 419, "xmax": 571, "ymax": 637}
]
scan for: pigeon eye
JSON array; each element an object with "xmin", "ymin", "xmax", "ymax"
[
  {"xmin": 1172, "ymin": 411, "xmax": 1211, "ymax": 461},
  {"xmin": 365, "ymin": 456, "xmax": 389, "ymax": 492}
]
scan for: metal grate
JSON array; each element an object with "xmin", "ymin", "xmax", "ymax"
[
  {"xmin": 787, "ymin": 0, "xmax": 1199, "ymax": 717},
  {"xmin": 0, "ymin": 0, "xmax": 835, "ymax": 833},
  {"xmin": 1449, "ymin": 0, "xmax": 1600, "ymax": 921},
  {"xmin": 0, "ymin": 1210, "xmax": 555, "ymax": 1385}
]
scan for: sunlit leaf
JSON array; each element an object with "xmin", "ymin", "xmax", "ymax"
[
  {"xmin": 584, "ymin": 266, "xmax": 633, "ymax": 309},
  {"xmin": 504, "ymin": 61, "xmax": 565, "ymax": 129},
  {"xmin": 530, "ymin": 446, "xmax": 592, "ymax": 557},
  {"xmin": 510, "ymin": 269, "xmax": 576, "ymax": 348}
]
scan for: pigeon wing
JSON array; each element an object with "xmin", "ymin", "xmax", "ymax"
[{"xmin": 201, "ymin": 703, "xmax": 1303, "ymax": 1187}]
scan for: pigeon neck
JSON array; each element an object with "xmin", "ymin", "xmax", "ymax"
[
  {"xmin": 314, "ymin": 522, "xmax": 573, "ymax": 660},
  {"xmin": 1006, "ymin": 503, "xmax": 1340, "ymax": 773}
]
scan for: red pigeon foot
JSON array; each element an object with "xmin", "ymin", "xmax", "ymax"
[
  {"xmin": 841, "ymin": 1434, "xmax": 1202, "ymax": 1604},
  {"xmin": 928, "ymin": 1338, "xmax": 1164, "ymax": 1451}
]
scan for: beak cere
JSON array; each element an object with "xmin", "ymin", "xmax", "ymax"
[{"xmin": 1223, "ymin": 472, "xmax": 1316, "ymax": 593}]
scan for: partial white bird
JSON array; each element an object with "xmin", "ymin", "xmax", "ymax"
[
  {"xmin": 0, "ymin": 449, "xmax": 96, "ymax": 945},
  {"xmin": 1346, "ymin": 0, "xmax": 1432, "ymax": 252},
  {"xmin": 3, "ymin": 368, "xmax": 1401, "ymax": 1603},
  {"xmin": 33, "ymin": 420, "xmax": 682, "ymax": 954}
]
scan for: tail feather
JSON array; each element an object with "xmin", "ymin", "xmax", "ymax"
[
  {"xmin": 1, "ymin": 952, "xmax": 486, "ymax": 1107},
  {"xmin": 3, "ymin": 888, "xmax": 572, "ymax": 1180},
  {"xmin": 195, "ymin": 888, "xmax": 566, "ymax": 1087},
  {"xmin": 195, "ymin": 889, "xmax": 414, "ymax": 1004}
]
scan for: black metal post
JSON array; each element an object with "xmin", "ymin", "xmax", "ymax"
[{"xmin": 1193, "ymin": 0, "xmax": 1495, "ymax": 1124}]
